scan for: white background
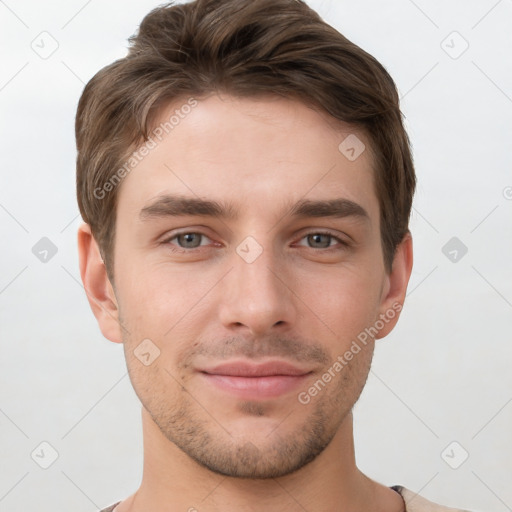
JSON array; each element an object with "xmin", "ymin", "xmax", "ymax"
[{"xmin": 0, "ymin": 0, "xmax": 511, "ymax": 510}]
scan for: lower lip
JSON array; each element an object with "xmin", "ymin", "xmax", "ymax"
[{"xmin": 199, "ymin": 372, "xmax": 311, "ymax": 399}]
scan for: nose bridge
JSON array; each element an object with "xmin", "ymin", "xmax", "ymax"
[{"xmin": 218, "ymin": 234, "xmax": 294, "ymax": 334}]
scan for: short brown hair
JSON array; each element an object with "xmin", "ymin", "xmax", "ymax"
[{"xmin": 76, "ymin": 0, "xmax": 415, "ymax": 281}]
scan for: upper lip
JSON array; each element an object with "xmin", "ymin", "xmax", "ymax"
[{"xmin": 198, "ymin": 360, "xmax": 312, "ymax": 377}]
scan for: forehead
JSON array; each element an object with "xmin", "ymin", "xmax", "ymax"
[{"xmin": 117, "ymin": 93, "xmax": 379, "ymax": 224}]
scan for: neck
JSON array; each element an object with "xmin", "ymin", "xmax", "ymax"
[{"xmin": 117, "ymin": 407, "xmax": 404, "ymax": 512}]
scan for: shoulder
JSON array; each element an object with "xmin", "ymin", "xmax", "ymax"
[{"xmin": 392, "ymin": 485, "xmax": 478, "ymax": 512}]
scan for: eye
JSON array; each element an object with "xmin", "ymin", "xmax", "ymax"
[
  {"xmin": 296, "ymin": 231, "xmax": 348, "ymax": 250},
  {"xmin": 163, "ymin": 232, "xmax": 212, "ymax": 250},
  {"xmin": 160, "ymin": 230, "xmax": 349, "ymax": 253}
]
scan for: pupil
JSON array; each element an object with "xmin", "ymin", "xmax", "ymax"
[
  {"xmin": 181, "ymin": 233, "xmax": 200, "ymax": 247},
  {"xmin": 310, "ymin": 234, "xmax": 330, "ymax": 248}
]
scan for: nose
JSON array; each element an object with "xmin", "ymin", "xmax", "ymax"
[{"xmin": 218, "ymin": 240, "xmax": 296, "ymax": 337}]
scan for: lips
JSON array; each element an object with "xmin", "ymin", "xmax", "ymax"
[
  {"xmin": 198, "ymin": 360, "xmax": 311, "ymax": 377},
  {"xmin": 197, "ymin": 360, "xmax": 312, "ymax": 399}
]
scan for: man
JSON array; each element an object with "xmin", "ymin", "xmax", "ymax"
[{"xmin": 75, "ymin": 0, "xmax": 478, "ymax": 510}]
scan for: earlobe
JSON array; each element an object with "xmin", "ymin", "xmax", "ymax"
[
  {"xmin": 77, "ymin": 222, "xmax": 123, "ymax": 344},
  {"xmin": 375, "ymin": 232, "xmax": 413, "ymax": 339}
]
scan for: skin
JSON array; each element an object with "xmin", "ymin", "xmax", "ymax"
[{"xmin": 78, "ymin": 93, "xmax": 412, "ymax": 512}]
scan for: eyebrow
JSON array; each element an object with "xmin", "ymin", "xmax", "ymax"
[
  {"xmin": 139, "ymin": 194, "xmax": 369, "ymax": 223},
  {"xmin": 289, "ymin": 197, "xmax": 369, "ymax": 221},
  {"xmin": 140, "ymin": 194, "xmax": 239, "ymax": 220}
]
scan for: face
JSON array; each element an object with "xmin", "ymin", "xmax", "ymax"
[{"xmin": 102, "ymin": 93, "xmax": 407, "ymax": 478}]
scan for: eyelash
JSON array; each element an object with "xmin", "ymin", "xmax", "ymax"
[{"xmin": 161, "ymin": 230, "xmax": 349, "ymax": 253}]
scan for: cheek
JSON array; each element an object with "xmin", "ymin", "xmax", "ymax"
[
  {"xmin": 123, "ymin": 342, "xmax": 181, "ymax": 418},
  {"xmin": 116, "ymin": 262, "xmax": 215, "ymax": 368},
  {"xmin": 115, "ymin": 259, "xmax": 189, "ymax": 325},
  {"xmin": 297, "ymin": 264, "xmax": 382, "ymax": 335}
]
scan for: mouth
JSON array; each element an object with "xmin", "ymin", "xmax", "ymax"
[{"xmin": 197, "ymin": 360, "xmax": 313, "ymax": 399}]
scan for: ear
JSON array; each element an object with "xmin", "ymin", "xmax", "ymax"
[
  {"xmin": 375, "ymin": 232, "xmax": 413, "ymax": 339},
  {"xmin": 77, "ymin": 222, "xmax": 123, "ymax": 343}
]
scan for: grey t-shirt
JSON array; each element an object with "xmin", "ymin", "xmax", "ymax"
[{"xmin": 99, "ymin": 503, "xmax": 119, "ymax": 512}]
